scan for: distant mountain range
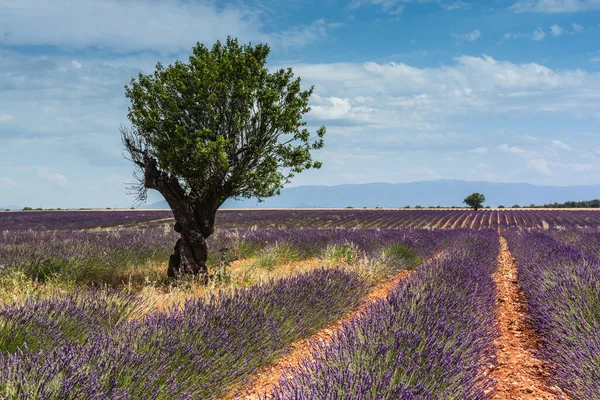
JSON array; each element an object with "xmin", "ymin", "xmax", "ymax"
[{"xmin": 140, "ymin": 179, "xmax": 600, "ymax": 209}]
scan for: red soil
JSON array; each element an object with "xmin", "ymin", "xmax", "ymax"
[{"xmin": 485, "ymin": 237, "xmax": 567, "ymax": 400}]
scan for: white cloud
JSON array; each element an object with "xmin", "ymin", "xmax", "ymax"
[
  {"xmin": 468, "ymin": 147, "xmax": 488, "ymax": 154},
  {"xmin": 498, "ymin": 144, "xmax": 527, "ymax": 155},
  {"xmin": 572, "ymin": 23, "xmax": 584, "ymax": 32},
  {"xmin": 511, "ymin": 0, "xmax": 600, "ymax": 13},
  {"xmin": 350, "ymin": 0, "xmax": 471, "ymax": 14},
  {"xmin": 0, "ymin": 113, "xmax": 14, "ymax": 123},
  {"xmin": 452, "ymin": 29, "xmax": 481, "ymax": 41},
  {"xmin": 36, "ymin": 168, "xmax": 69, "ymax": 186},
  {"xmin": 442, "ymin": 1, "xmax": 470, "ymax": 10},
  {"xmin": 285, "ymin": 54, "xmax": 599, "ymax": 132},
  {"xmin": 551, "ymin": 139, "xmax": 572, "ymax": 151},
  {"xmin": 0, "ymin": 177, "xmax": 17, "ymax": 188},
  {"xmin": 551, "ymin": 24, "xmax": 565, "ymax": 36},
  {"xmin": 533, "ymin": 27, "xmax": 546, "ymax": 40},
  {"xmin": 0, "ymin": 0, "xmax": 334, "ymax": 53},
  {"xmin": 71, "ymin": 60, "xmax": 82, "ymax": 69},
  {"xmin": 529, "ymin": 158, "xmax": 552, "ymax": 174},
  {"xmin": 311, "ymin": 96, "xmax": 353, "ymax": 120},
  {"xmin": 504, "ymin": 27, "xmax": 546, "ymax": 40}
]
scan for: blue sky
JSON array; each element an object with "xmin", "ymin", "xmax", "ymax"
[{"xmin": 1, "ymin": 0, "xmax": 600, "ymax": 208}]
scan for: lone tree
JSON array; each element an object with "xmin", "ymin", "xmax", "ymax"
[
  {"xmin": 463, "ymin": 193, "xmax": 486, "ymax": 211},
  {"xmin": 121, "ymin": 38, "xmax": 325, "ymax": 281}
]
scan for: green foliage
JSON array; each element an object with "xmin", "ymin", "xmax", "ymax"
[
  {"xmin": 498, "ymin": 205, "xmax": 505, "ymax": 208},
  {"xmin": 463, "ymin": 193, "xmax": 486, "ymax": 211},
  {"xmin": 380, "ymin": 243, "xmax": 421, "ymax": 269},
  {"xmin": 403, "ymin": 205, "xmax": 411, "ymax": 209},
  {"xmin": 323, "ymin": 244, "xmax": 360, "ymax": 265},
  {"xmin": 526, "ymin": 199, "xmax": 600, "ymax": 208},
  {"xmin": 22, "ymin": 207, "xmax": 33, "ymax": 211},
  {"xmin": 512, "ymin": 204, "xmax": 521, "ymax": 208},
  {"xmin": 123, "ymin": 37, "xmax": 325, "ymax": 203}
]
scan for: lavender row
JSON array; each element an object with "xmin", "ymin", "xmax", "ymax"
[
  {"xmin": 0, "ymin": 226, "xmax": 456, "ymax": 285},
  {"xmin": 220, "ymin": 228, "xmax": 461, "ymax": 262},
  {"xmin": 270, "ymin": 230, "xmax": 500, "ymax": 399},
  {"xmin": 504, "ymin": 229, "xmax": 600, "ymax": 399},
  {"xmin": 0, "ymin": 210, "xmax": 172, "ymax": 231},
  {"xmin": 5, "ymin": 209, "xmax": 600, "ymax": 232},
  {"xmin": 0, "ymin": 268, "xmax": 367, "ymax": 398},
  {"xmin": 0, "ymin": 227, "xmax": 177, "ymax": 283}
]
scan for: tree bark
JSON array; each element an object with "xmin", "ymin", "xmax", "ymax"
[
  {"xmin": 167, "ymin": 228, "xmax": 209, "ymax": 283},
  {"xmin": 139, "ymin": 154, "xmax": 218, "ymax": 282}
]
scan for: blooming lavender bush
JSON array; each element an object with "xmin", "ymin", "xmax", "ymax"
[
  {"xmin": 270, "ymin": 230, "xmax": 499, "ymax": 399},
  {"xmin": 0, "ymin": 268, "xmax": 367, "ymax": 398},
  {"xmin": 504, "ymin": 229, "xmax": 600, "ymax": 399}
]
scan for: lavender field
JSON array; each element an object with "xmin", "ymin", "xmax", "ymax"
[{"xmin": 0, "ymin": 210, "xmax": 599, "ymax": 398}]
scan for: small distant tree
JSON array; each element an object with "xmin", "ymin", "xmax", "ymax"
[
  {"xmin": 512, "ymin": 204, "xmax": 520, "ymax": 208},
  {"xmin": 122, "ymin": 37, "xmax": 325, "ymax": 281},
  {"xmin": 22, "ymin": 207, "xmax": 33, "ymax": 211},
  {"xmin": 463, "ymin": 193, "xmax": 485, "ymax": 211},
  {"xmin": 498, "ymin": 205, "xmax": 505, "ymax": 209}
]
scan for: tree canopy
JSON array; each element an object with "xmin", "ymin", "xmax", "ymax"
[
  {"xmin": 121, "ymin": 37, "xmax": 325, "ymax": 278},
  {"xmin": 122, "ymin": 37, "xmax": 325, "ymax": 207},
  {"xmin": 463, "ymin": 193, "xmax": 485, "ymax": 211}
]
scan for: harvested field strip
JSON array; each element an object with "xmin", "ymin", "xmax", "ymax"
[
  {"xmin": 229, "ymin": 267, "xmax": 416, "ymax": 400},
  {"xmin": 266, "ymin": 231, "xmax": 499, "ymax": 399},
  {"xmin": 486, "ymin": 237, "xmax": 560, "ymax": 399}
]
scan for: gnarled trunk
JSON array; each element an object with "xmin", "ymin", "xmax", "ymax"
[
  {"xmin": 166, "ymin": 200, "xmax": 218, "ymax": 282},
  {"xmin": 167, "ymin": 229, "xmax": 209, "ymax": 282}
]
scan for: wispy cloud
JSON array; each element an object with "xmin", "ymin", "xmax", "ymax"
[
  {"xmin": 511, "ymin": 0, "xmax": 600, "ymax": 13},
  {"xmin": 0, "ymin": 176, "xmax": 17, "ymax": 188},
  {"xmin": 349, "ymin": 0, "xmax": 471, "ymax": 14},
  {"xmin": 551, "ymin": 140, "xmax": 573, "ymax": 151},
  {"xmin": 36, "ymin": 168, "xmax": 69, "ymax": 186},
  {"xmin": 0, "ymin": 113, "xmax": 14, "ymax": 123},
  {"xmin": 498, "ymin": 144, "xmax": 528, "ymax": 155},
  {"xmin": 452, "ymin": 29, "xmax": 481, "ymax": 41},
  {"xmin": 0, "ymin": 0, "xmax": 335, "ymax": 53},
  {"xmin": 572, "ymin": 23, "xmax": 584, "ymax": 32},
  {"xmin": 468, "ymin": 147, "xmax": 488, "ymax": 154},
  {"xmin": 504, "ymin": 27, "xmax": 546, "ymax": 40}
]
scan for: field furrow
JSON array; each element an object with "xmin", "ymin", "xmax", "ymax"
[{"xmin": 486, "ymin": 237, "xmax": 562, "ymax": 399}]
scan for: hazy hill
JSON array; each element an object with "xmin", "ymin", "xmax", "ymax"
[{"xmin": 140, "ymin": 179, "xmax": 600, "ymax": 209}]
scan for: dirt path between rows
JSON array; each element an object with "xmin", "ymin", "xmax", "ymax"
[
  {"xmin": 226, "ymin": 267, "xmax": 416, "ymax": 399},
  {"xmin": 486, "ymin": 237, "xmax": 566, "ymax": 399}
]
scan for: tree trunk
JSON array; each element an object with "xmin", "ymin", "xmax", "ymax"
[
  {"xmin": 166, "ymin": 201, "xmax": 217, "ymax": 282},
  {"xmin": 167, "ymin": 227, "xmax": 209, "ymax": 283}
]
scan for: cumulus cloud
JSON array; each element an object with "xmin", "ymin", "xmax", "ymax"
[
  {"xmin": 528, "ymin": 158, "xmax": 552, "ymax": 174},
  {"xmin": 550, "ymin": 24, "xmax": 565, "ymax": 36},
  {"xmin": 452, "ymin": 29, "xmax": 481, "ymax": 41},
  {"xmin": 36, "ymin": 168, "xmax": 69, "ymax": 186},
  {"xmin": 310, "ymin": 96, "xmax": 353, "ymax": 120},
  {"xmin": 511, "ymin": 0, "xmax": 600, "ymax": 13},
  {"xmin": 572, "ymin": 23, "xmax": 584, "ymax": 32}
]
